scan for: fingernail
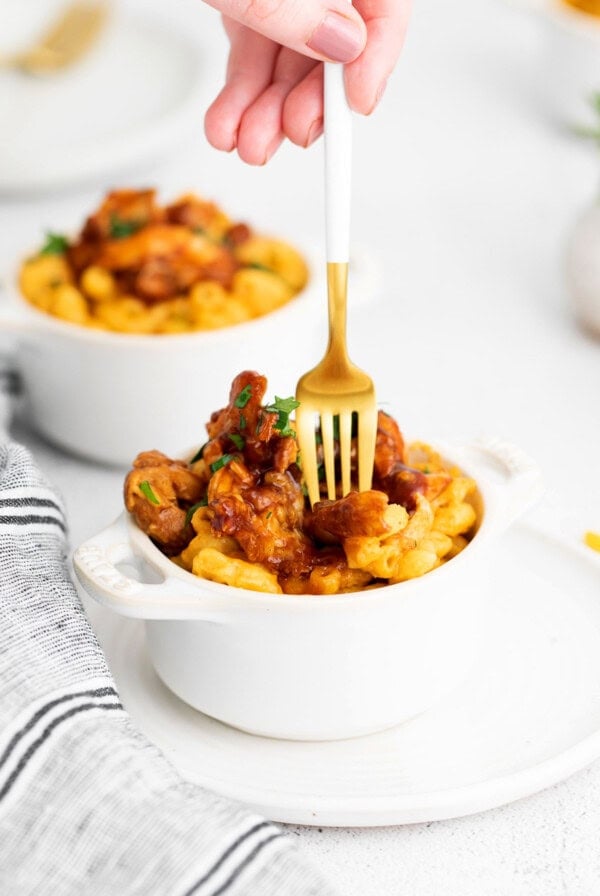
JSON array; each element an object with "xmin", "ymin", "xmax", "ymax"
[
  {"xmin": 307, "ymin": 12, "xmax": 364, "ymax": 63},
  {"xmin": 262, "ymin": 136, "xmax": 282, "ymax": 165},
  {"xmin": 370, "ymin": 78, "xmax": 388, "ymax": 114},
  {"xmin": 305, "ymin": 118, "xmax": 323, "ymax": 147}
]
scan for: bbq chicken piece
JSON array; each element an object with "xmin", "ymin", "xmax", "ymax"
[
  {"xmin": 372, "ymin": 411, "xmax": 451, "ymax": 510},
  {"xmin": 81, "ymin": 189, "xmax": 163, "ymax": 242},
  {"xmin": 124, "ymin": 450, "xmax": 205, "ymax": 554},
  {"xmin": 203, "ymin": 370, "xmax": 297, "ymax": 473},
  {"xmin": 164, "ymin": 194, "xmax": 245, "ymax": 244},
  {"xmin": 306, "ymin": 490, "xmax": 407, "ymax": 544},
  {"xmin": 93, "ymin": 226, "xmax": 238, "ymax": 300},
  {"xmin": 68, "ymin": 190, "xmax": 163, "ymax": 273},
  {"xmin": 208, "ymin": 457, "xmax": 316, "ymax": 577}
]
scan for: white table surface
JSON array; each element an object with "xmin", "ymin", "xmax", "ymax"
[{"xmin": 1, "ymin": 0, "xmax": 600, "ymax": 892}]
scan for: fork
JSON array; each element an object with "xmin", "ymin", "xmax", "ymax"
[
  {"xmin": 0, "ymin": 2, "xmax": 109, "ymax": 75},
  {"xmin": 295, "ymin": 60, "xmax": 377, "ymax": 508}
]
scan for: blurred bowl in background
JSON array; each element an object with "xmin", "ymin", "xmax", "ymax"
[
  {"xmin": 0, "ymin": 242, "xmax": 379, "ymax": 465},
  {"xmin": 565, "ymin": 197, "xmax": 600, "ymax": 336},
  {"xmin": 0, "ymin": 249, "xmax": 319, "ymax": 465}
]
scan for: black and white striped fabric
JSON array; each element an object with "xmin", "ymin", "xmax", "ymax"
[{"xmin": 0, "ymin": 355, "xmax": 335, "ymax": 896}]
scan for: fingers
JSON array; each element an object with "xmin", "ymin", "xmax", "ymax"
[
  {"xmin": 204, "ymin": 0, "xmax": 412, "ymax": 163},
  {"xmin": 204, "ymin": 21, "xmax": 279, "ymax": 152},
  {"xmin": 344, "ymin": 0, "xmax": 411, "ymax": 114},
  {"xmin": 236, "ymin": 49, "xmax": 319, "ymax": 164},
  {"xmin": 203, "ymin": 0, "xmax": 367, "ymax": 63},
  {"xmin": 282, "ymin": 64, "xmax": 324, "ymax": 148}
]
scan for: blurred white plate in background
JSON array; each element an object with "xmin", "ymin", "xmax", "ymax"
[{"xmin": 0, "ymin": 5, "xmax": 209, "ymax": 194}]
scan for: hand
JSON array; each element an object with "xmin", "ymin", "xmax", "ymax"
[{"xmin": 203, "ymin": 0, "xmax": 411, "ymax": 165}]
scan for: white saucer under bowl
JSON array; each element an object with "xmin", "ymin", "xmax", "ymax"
[{"xmin": 88, "ymin": 523, "xmax": 600, "ymax": 828}]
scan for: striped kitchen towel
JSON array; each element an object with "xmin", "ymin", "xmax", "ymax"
[{"xmin": 0, "ymin": 353, "xmax": 336, "ymax": 896}]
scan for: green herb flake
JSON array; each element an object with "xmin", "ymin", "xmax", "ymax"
[
  {"xmin": 139, "ymin": 480, "xmax": 160, "ymax": 505},
  {"xmin": 185, "ymin": 498, "xmax": 208, "ymax": 526},
  {"xmin": 246, "ymin": 261, "xmax": 272, "ymax": 273},
  {"xmin": 423, "ymin": 466, "xmax": 431, "ymax": 474},
  {"xmin": 210, "ymin": 453, "xmax": 236, "ymax": 474},
  {"xmin": 264, "ymin": 395, "xmax": 300, "ymax": 438},
  {"xmin": 266, "ymin": 511, "xmax": 273, "ymax": 519},
  {"xmin": 40, "ymin": 232, "xmax": 69, "ymax": 256},
  {"xmin": 234, "ymin": 385, "xmax": 252, "ymax": 409},
  {"xmin": 189, "ymin": 443, "xmax": 207, "ymax": 464},
  {"xmin": 109, "ymin": 214, "xmax": 144, "ymax": 239},
  {"xmin": 239, "ymin": 413, "xmax": 246, "ymax": 430},
  {"xmin": 229, "ymin": 433, "xmax": 245, "ymax": 451}
]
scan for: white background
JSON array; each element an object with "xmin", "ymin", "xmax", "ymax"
[{"xmin": 1, "ymin": 0, "xmax": 600, "ymax": 892}]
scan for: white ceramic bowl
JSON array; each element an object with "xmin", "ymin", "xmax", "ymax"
[
  {"xmin": 0, "ymin": 250, "xmax": 320, "ymax": 466},
  {"xmin": 1, "ymin": 245, "xmax": 380, "ymax": 466},
  {"xmin": 73, "ymin": 437, "xmax": 543, "ymax": 741}
]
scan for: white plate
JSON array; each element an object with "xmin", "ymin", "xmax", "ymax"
[
  {"xmin": 88, "ymin": 524, "xmax": 600, "ymax": 827},
  {"xmin": 0, "ymin": 6, "xmax": 209, "ymax": 194}
]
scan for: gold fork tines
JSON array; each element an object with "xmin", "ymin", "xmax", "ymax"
[
  {"xmin": 295, "ymin": 261, "xmax": 377, "ymax": 508},
  {"xmin": 3, "ymin": 2, "xmax": 109, "ymax": 75}
]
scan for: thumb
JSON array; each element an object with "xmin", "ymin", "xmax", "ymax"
[{"xmin": 204, "ymin": 0, "xmax": 367, "ymax": 64}]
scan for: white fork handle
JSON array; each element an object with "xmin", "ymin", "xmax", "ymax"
[{"xmin": 324, "ymin": 60, "xmax": 352, "ymax": 264}]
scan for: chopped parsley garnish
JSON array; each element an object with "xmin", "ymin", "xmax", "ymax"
[
  {"xmin": 330, "ymin": 412, "xmax": 358, "ymax": 441},
  {"xmin": 40, "ymin": 232, "xmax": 69, "ymax": 256},
  {"xmin": 139, "ymin": 480, "xmax": 160, "ymax": 505},
  {"xmin": 239, "ymin": 413, "xmax": 246, "ymax": 430},
  {"xmin": 423, "ymin": 466, "xmax": 431, "ymax": 474},
  {"xmin": 109, "ymin": 214, "xmax": 144, "ymax": 239},
  {"xmin": 266, "ymin": 511, "xmax": 272, "ymax": 519},
  {"xmin": 193, "ymin": 227, "xmax": 207, "ymax": 236},
  {"xmin": 189, "ymin": 443, "xmax": 207, "ymax": 464},
  {"xmin": 264, "ymin": 395, "xmax": 300, "ymax": 438},
  {"xmin": 234, "ymin": 385, "xmax": 252, "ymax": 408},
  {"xmin": 185, "ymin": 498, "xmax": 208, "ymax": 526},
  {"xmin": 229, "ymin": 433, "xmax": 245, "ymax": 451},
  {"xmin": 247, "ymin": 261, "xmax": 272, "ymax": 273},
  {"xmin": 210, "ymin": 453, "xmax": 235, "ymax": 473}
]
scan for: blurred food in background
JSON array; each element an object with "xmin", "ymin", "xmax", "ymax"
[
  {"xmin": 19, "ymin": 189, "xmax": 309, "ymax": 334},
  {"xmin": 0, "ymin": 1, "xmax": 109, "ymax": 75},
  {"xmin": 562, "ymin": 0, "xmax": 600, "ymax": 16}
]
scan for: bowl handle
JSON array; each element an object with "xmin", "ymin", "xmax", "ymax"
[
  {"xmin": 455, "ymin": 436, "xmax": 544, "ymax": 535},
  {"xmin": 73, "ymin": 515, "xmax": 231, "ymax": 621}
]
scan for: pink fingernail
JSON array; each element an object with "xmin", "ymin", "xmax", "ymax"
[
  {"xmin": 305, "ymin": 118, "xmax": 323, "ymax": 147},
  {"xmin": 307, "ymin": 12, "xmax": 364, "ymax": 63},
  {"xmin": 262, "ymin": 136, "xmax": 282, "ymax": 165}
]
